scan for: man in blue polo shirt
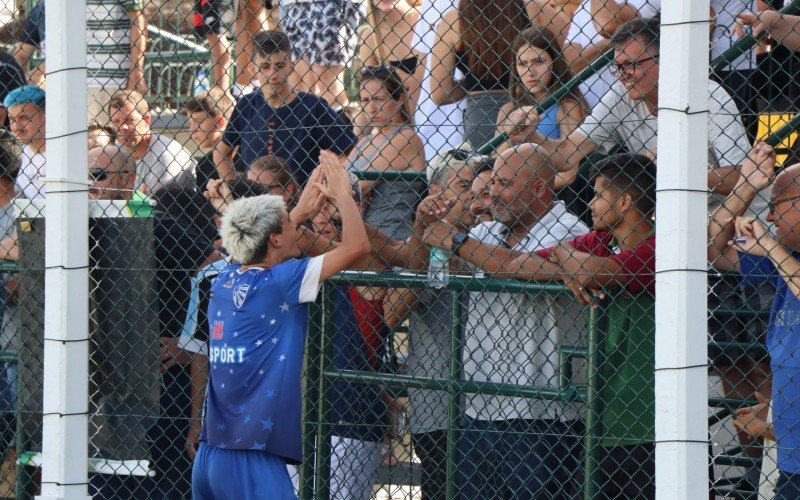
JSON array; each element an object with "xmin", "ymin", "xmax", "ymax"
[
  {"xmin": 192, "ymin": 160, "xmax": 370, "ymax": 498},
  {"xmin": 214, "ymin": 30, "xmax": 356, "ymax": 184},
  {"xmin": 709, "ymin": 142, "xmax": 800, "ymax": 498}
]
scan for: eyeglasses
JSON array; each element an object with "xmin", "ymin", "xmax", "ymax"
[
  {"xmin": 89, "ymin": 168, "xmax": 109, "ymax": 181},
  {"xmin": 768, "ymin": 194, "xmax": 800, "ymax": 214},
  {"xmin": 89, "ymin": 167, "xmax": 132, "ymax": 181},
  {"xmin": 262, "ymin": 182, "xmax": 284, "ymax": 193},
  {"xmin": 610, "ymin": 54, "xmax": 659, "ymax": 76}
]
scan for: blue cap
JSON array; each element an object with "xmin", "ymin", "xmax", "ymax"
[{"xmin": 3, "ymin": 85, "xmax": 45, "ymax": 109}]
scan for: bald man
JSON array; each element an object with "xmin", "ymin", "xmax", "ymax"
[
  {"xmin": 421, "ymin": 144, "xmax": 590, "ymax": 499},
  {"xmin": 709, "ymin": 142, "xmax": 800, "ymax": 499},
  {"xmin": 88, "ymin": 145, "xmax": 139, "ymax": 201}
]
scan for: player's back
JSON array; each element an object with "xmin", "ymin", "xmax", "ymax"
[{"xmin": 203, "ymin": 257, "xmax": 322, "ymax": 463}]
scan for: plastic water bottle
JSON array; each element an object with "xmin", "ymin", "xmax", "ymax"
[
  {"xmin": 427, "ymin": 247, "xmax": 450, "ymax": 289},
  {"xmin": 193, "ymin": 69, "xmax": 210, "ymax": 96}
]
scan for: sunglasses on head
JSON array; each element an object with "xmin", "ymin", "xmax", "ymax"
[
  {"xmin": 445, "ymin": 149, "xmax": 472, "ymax": 161},
  {"xmin": 360, "ymin": 65, "xmax": 396, "ymax": 77}
]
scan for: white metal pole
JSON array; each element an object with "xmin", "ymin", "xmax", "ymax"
[
  {"xmin": 655, "ymin": 0, "xmax": 710, "ymax": 498},
  {"xmin": 37, "ymin": 0, "xmax": 90, "ymax": 498}
]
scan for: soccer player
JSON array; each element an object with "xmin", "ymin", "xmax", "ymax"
[{"xmin": 191, "ymin": 159, "xmax": 370, "ymax": 499}]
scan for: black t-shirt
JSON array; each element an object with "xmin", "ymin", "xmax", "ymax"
[
  {"xmin": 0, "ymin": 50, "xmax": 26, "ymax": 126},
  {"xmin": 153, "ymin": 209, "xmax": 212, "ymax": 339},
  {"xmin": 152, "ymin": 209, "xmax": 213, "ymax": 417}
]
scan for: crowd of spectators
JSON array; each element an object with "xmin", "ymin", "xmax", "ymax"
[{"xmin": 2, "ymin": 1, "xmax": 800, "ymax": 499}]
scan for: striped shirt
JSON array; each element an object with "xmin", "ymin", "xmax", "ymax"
[{"xmin": 20, "ymin": 0, "xmax": 143, "ymax": 88}]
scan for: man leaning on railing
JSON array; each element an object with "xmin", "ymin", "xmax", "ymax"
[{"xmin": 422, "ymin": 143, "xmax": 589, "ymax": 499}]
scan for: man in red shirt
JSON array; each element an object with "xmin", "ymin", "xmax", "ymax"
[{"xmin": 473, "ymin": 152, "xmax": 657, "ymax": 497}]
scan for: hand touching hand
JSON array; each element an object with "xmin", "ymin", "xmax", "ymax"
[
  {"xmin": 729, "ymin": 216, "xmax": 777, "ymax": 257},
  {"xmin": 421, "ymin": 221, "xmax": 458, "ymax": 250},
  {"xmin": 204, "ymin": 179, "xmax": 233, "ymax": 214},
  {"xmin": 316, "ymin": 150, "xmax": 354, "ymax": 203},
  {"xmin": 417, "ymin": 194, "xmax": 456, "ymax": 227}
]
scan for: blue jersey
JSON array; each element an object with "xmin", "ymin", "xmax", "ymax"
[
  {"xmin": 740, "ymin": 252, "xmax": 800, "ymax": 473},
  {"xmin": 202, "ymin": 256, "xmax": 323, "ymax": 464}
]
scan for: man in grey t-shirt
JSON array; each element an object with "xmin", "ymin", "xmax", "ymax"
[{"xmin": 507, "ymin": 17, "xmax": 759, "ymax": 212}]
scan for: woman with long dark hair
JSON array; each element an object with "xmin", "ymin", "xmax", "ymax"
[
  {"xmin": 429, "ymin": 0, "xmax": 571, "ymax": 147},
  {"xmin": 496, "ymin": 26, "xmax": 586, "ymax": 151}
]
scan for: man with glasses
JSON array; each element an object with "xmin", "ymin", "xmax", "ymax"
[{"xmin": 520, "ymin": 17, "xmax": 757, "ymax": 208}]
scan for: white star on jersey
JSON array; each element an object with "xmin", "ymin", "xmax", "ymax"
[
  {"xmin": 270, "ymin": 319, "xmax": 276, "ymax": 325},
  {"xmin": 255, "ymin": 339, "xmax": 263, "ymax": 346},
  {"xmin": 280, "ymin": 302, "xmax": 289, "ymax": 312},
  {"xmin": 279, "ymin": 354, "xmax": 286, "ymax": 362}
]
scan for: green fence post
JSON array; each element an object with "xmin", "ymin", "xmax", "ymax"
[
  {"xmin": 300, "ymin": 300, "xmax": 322, "ymax": 500},
  {"xmin": 584, "ymin": 304, "xmax": 606, "ymax": 500},
  {"xmin": 314, "ymin": 283, "xmax": 334, "ymax": 500},
  {"xmin": 445, "ymin": 290, "xmax": 464, "ymax": 500}
]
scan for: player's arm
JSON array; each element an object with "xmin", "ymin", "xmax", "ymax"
[
  {"xmin": 213, "ymin": 140, "xmax": 238, "ymax": 182},
  {"xmin": 185, "ymin": 353, "xmax": 208, "ymax": 459},
  {"xmin": 314, "ymin": 152, "xmax": 371, "ymax": 282}
]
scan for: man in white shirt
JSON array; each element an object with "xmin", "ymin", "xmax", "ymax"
[
  {"xmin": 565, "ymin": 0, "xmax": 660, "ymax": 109},
  {"xmin": 422, "ymin": 143, "xmax": 589, "ymax": 499},
  {"xmin": 4, "ymin": 85, "xmax": 45, "ymax": 200},
  {"xmin": 107, "ymin": 90, "xmax": 195, "ymax": 195}
]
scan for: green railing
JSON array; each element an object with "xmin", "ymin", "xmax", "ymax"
[
  {"xmin": 299, "ymin": 270, "xmax": 768, "ymax": 500},
  {"xmin": 300, "ymin": 272, "xmax": 595, "ymax": 500}
]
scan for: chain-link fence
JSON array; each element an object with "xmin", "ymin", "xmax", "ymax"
[{"xmin": 1, "ymin": 0, "xmax": 800, "ymax": 499}]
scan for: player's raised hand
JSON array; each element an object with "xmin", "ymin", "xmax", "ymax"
[
  {"xmin": 290, "ymin": 166, "xmax": 326, "ymax": 224},
  {"xmin": 317, "ymin": 150, "xmax": 354, "ymax": 203}
]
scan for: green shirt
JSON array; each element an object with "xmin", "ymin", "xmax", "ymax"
[{"xmin": 599, "ymin": 294, "xmax": 655, "ymax": 446}]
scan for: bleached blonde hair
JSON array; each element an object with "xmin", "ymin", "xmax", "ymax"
[{"xmin": 220, "ymin": 194, "xmax": 286, "ymax": 263}]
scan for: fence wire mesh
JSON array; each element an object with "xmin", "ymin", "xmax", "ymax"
[{"xmin": 0, "ymin": 0, "xmax": 798, "ymax": 499}]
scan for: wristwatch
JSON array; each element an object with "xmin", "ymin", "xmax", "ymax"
[{"xmin": 451, "ymin": 232, "xmax": 470, "ymax": 257}]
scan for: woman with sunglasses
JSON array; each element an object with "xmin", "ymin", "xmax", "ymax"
[
  {"xmin": 495, "ymin": 27, "xmax": 586, "ymax": 152},
  {"xmin": 349, "ymin": 66, "xmax": 426, "ymax": 241},
  {"xmin": 358, "ymin": 0, "xmax": 424, "ymax": 116}
]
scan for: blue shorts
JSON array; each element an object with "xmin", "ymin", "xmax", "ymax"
[{"xmin": 192, "ymin": 442, "xmax": 296, "ymax": 499}]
